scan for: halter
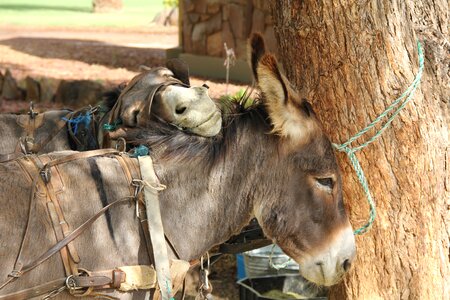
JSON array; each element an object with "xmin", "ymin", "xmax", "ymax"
[{"xmin": 99, "ymin": 74, "xmax": 189, "ymax": 150}]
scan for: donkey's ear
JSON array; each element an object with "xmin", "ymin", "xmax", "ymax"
[
  {"xmin": 248, "ymin": 33, "xmax": 266, "ymax": 80},
  {"xmin": 166, "ymin": 58, "xmax": 190, "ymax": 86},
  {"xmin": 250, "ymin": 37, "xmax": 317, "ymax": 141}
]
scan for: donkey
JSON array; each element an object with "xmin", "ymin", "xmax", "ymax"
[
  {"xmin": 0, "ymin": 34, "xmax": 356, "ymax": 299},
  {"xmin": 0, "ymin": 59, "xmax": 221, "ymax": 158}
]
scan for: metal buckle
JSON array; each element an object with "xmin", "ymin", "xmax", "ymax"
[
  {"xmin": 28, "ymin": 101, "xmax": 38, "ymax": 119},
  {"xmin": 115, "ymin": 137, "xmax": 127, "ymax": 152},
  {"xmin": 19, "ymin": 136, "xmax": 35, "ymax": 155},
  {"xmin": 131, "ymin": 179, "xmax": 144, "ymax": 218},
  {"xmin": 198, "ymin": 253, "xmax": 213, "ymax": 299},
  {"xmin": 8, "ymin": 270, "xmax": 23, "ymax": 278},
  {"xmin": 66, "ymin": 269, "xmax": 93, "ymax": 297},
  {"xmin": 40, "ymin": 167, "xmax": 51, "ymax": 183}
]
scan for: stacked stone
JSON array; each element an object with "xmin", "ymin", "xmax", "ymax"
[
  {"xmin": 0, "ymin": 69, "xmax": 105, "ymax": 108},
  {"xmin": 182, "ymin": 0, "xmax": 277, "ymax": 59}
]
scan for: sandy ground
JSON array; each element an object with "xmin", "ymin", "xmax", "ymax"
[
  {"xmin": 0, "ymin": 24, "xmax": 247, "ymax": 113},
  {"xmin": 0, "ymin": 25, "xmax": 242, "ymax": 299}
]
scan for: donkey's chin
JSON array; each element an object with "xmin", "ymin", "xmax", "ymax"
[
  {"xmin": 299, "ymin": 266, "xmax": 344, "ymax": 287},
  {"xmin": 187, "ymin": 111, "xmax": 222, "ymax": 137},
  {"xmin": 297, "ymin": 226, "xmax": 356, "ymax": 286}
]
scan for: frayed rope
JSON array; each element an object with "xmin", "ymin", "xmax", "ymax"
[{"xmin": 62, "ymin": 112, "xmax": 91, "ymax": 135}]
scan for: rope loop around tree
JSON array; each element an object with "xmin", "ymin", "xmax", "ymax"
[{"xmin": 333, "ymin": 41, "xmax": 424, "ymax": 235}]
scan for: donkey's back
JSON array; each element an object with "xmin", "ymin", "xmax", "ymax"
[
  {"xmin": 0, "ymin": 151, "xmax": 152, "ymax": 299},
  {"xmin": 0, "ymin": 110, "xmax": 72, "ymax": 156}
]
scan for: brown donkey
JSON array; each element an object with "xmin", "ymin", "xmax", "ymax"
[
  {"xmin": 0, "ymin": 59, "xmax": 221, "ymax": 156},
  {"xmin": 0, "ymin": 34, "xmax": 355, "ymax": 299}
]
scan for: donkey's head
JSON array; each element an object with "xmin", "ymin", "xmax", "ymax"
[
  {"xmin": 249, "ymin": 33, "xmax": 356, "ymax": 286},
  {"xmin": 115, "ymin": 59, "xmax": 221, "ymax": 137}
]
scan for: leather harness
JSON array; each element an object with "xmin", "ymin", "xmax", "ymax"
[
  {"xmin": 0, "ymin": 150, "xmax": 184, "ymax": 300},
  {"xmin": 0, "ymin": 111, "xmax": 71, "ymax": 163}
]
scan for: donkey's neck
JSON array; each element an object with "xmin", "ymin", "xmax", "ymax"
[{"xmin": 155, "ymin": 114, "xmax": 273, "ymax": 260}]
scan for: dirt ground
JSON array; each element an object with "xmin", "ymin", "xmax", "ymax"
[
  {"xmin": 0, "ymin": 25, "xmax": 246, "ymax": 113},
  {"xmin": 0, "ymin": 25, "xmax": 243, "ymax": 299}
]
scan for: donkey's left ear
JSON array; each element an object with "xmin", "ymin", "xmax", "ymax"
[
  {"xmin": 166, "ymin": 58, "xmax": 190, "ymax": 86},
  {"xmin": 250, "ymin": 35, "xmax": 317, "ymax": 141}
]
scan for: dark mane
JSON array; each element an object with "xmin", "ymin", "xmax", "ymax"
[
  {"xmin": 101, "ymin": 84, "xmax": 125, "ymax": 111},
  {"xmin": 127, "ymin": 97, "xmax": 270, "ymax": 164}
]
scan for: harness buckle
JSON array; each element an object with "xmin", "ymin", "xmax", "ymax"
[
  {"xmin": 40, "ymin": 167, "xmax": 52, "ymax": 183},
  {"xmin": 131, "ymin": 179, "xmax": 145, "ymax": 218},
  {"xmin": 28, "ymin": 101, "xmax": 38, "ymax": 119},
  {"xmin": 66, "ymin": 269, "xmax": 94, "ymax": 297},
  {"xmin": 8, "ymin": 270, "xmax": 23, "ymax": 278},
  {"xmin": 19, "ymin": 136, "xmax": 35, "ymax": 155}
]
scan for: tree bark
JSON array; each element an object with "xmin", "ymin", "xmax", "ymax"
[{"xmin": 270, "ymin": 0, "xmax": 449, "ymax": 299}]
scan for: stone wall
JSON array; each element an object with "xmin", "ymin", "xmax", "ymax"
[{"xmin": 181, "ymin": 0, "xmax": 277, "ymax": 59}]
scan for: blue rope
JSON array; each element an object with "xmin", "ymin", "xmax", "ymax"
[
  {"xmin": 62, "ymin": 112, "xmax": 91, "ymax": 135},
  {"xmin": 103, "ymin": 119, "xmax": 122, "ymax": 132},
  {"xmin": 333, "ymin": 41, "xmax": 424, "ymax": 235},
  {"xmin": 166, "ymin": 279, "xmax": 175, "ymax": 300},
  {"xmin": 130, "ymin": 145, "xmax": 150, "ymax": 158}
]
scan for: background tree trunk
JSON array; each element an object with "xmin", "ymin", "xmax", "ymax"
[
  {"xmin": 270, "ymin": 0, "xmax": 449, "ymax": 299},
  {"xmin": 92, "ymin": 0, "xmax": 123, "ymax": 13}
]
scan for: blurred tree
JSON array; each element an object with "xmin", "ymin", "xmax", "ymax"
[{"xmin": 269, "ymin": 0, "xmax": 449, "ymax": 299}]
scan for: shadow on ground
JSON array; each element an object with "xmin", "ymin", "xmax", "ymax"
[{"xmin": 0, "ymin": 37, "xmax": 167, "ymax": 71}]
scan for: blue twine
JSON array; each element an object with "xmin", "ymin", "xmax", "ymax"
[
  {"xmin": 130, "ymin": 145, "xmax": 150, "ymax": 158},
  {"xmin": 62, "ymin": 112, "xmax": 91, "ymax": 135},
  {"xmin": 166, "ymin": 279, "xmax": 175, "ymax": 300},
  {"xmin": 103, "ymin": 119, "xmax": 122, "ymax": 132},
  {"xmin": 333, "ymin": 41, "xmax": 424, "ymax": 235}
]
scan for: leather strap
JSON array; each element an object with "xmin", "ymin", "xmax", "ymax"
[
  {"xmin": 0, "ymin": 269, "xmax": 127, "ymax": 300},
  {"xmin": 138, "ymin": 156, "xmax": 173, "ymax": 300},
  {"xmin": 0, "ymin": 152, "xmax": 23, "ymax": 163},
  {"xmin": 0, "ymin": 278, "xmax": 66, "ymax": 300},
  {"xmin": 100, "ymin": 77, "xmax": 187, "ymax": 149},
  {"xmin": 8, "ymin": 196, "xmax": 131, "ymax": 281},
  {"xmin": 38, "ymin": 154, "xmax": 80, "ymax": 276},
  {"xmin": 0, "ymin": 149, "xmax": 121, "ymax": 291}
]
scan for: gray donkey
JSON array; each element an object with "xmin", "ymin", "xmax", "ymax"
[{"xmin": 0, "ymin": 34, "xmax": 356, "ymax": 299}]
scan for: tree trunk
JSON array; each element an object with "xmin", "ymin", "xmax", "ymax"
[
  {"xmin": 270, "ymin": 0, "xmax": 449, "ymax": 299},
  {"xmin": 92, "ymin": 0, "xmax": 123, "ymax": 13}
]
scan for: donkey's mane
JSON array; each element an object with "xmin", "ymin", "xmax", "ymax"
[
  {"xmin": 128, "ymin": 96, "xmax": 270, "ymax": 164},
  {"xmin": 101, "ymin": 85, "xmax": 125, "ymax": 111}
]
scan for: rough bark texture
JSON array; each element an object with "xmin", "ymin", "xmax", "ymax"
[{"xmin": 270, "ymin": 0, "xmax": 449, "ymax": 299}]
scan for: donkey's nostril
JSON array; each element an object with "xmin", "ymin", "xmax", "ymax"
[
  {"xmin": 342, "ymin": 259, "xmax": 351, "ymax": 272},
  {"xmin": 175, "ymin": 106, "xmax": 187, "ymax": 115}
]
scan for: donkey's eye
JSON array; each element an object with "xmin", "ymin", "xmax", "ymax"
[{"xmin": 316, "ymin": 177, "xmax": 334, "ymax": 189}]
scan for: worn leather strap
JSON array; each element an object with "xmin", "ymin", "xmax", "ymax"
[
  {"xmin": 0, "ymin": 149, "xmax": 121, "ymax": 291},
  {"xmin": 0, "ymin": 269, "xmax": 127, "ymax": 300},
  {"xmin": 0, "ymin": 278, "xmax": 66, "ymax": 300},
  {"xmin": 38, "ymin": 154, "xmax": 80, "ymax": 276},
  {"xmin": 138, "ymin": 156, "xmax": 173, "ymax": 300},
  {"xmin": 9, "ymin": 196, "xmax": 132, "ymax": 280},
  {"xmin": 42, "ymin": 149, "xmax": 119, "ymax": 170},
  {"xmin": 0, "ymin": 152, "xmax": 23, "ymax": 163}
]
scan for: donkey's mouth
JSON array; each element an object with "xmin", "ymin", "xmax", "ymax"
[{"xmin": 188, "ymin": 111, "xmax": 222, "ymax": 137}]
